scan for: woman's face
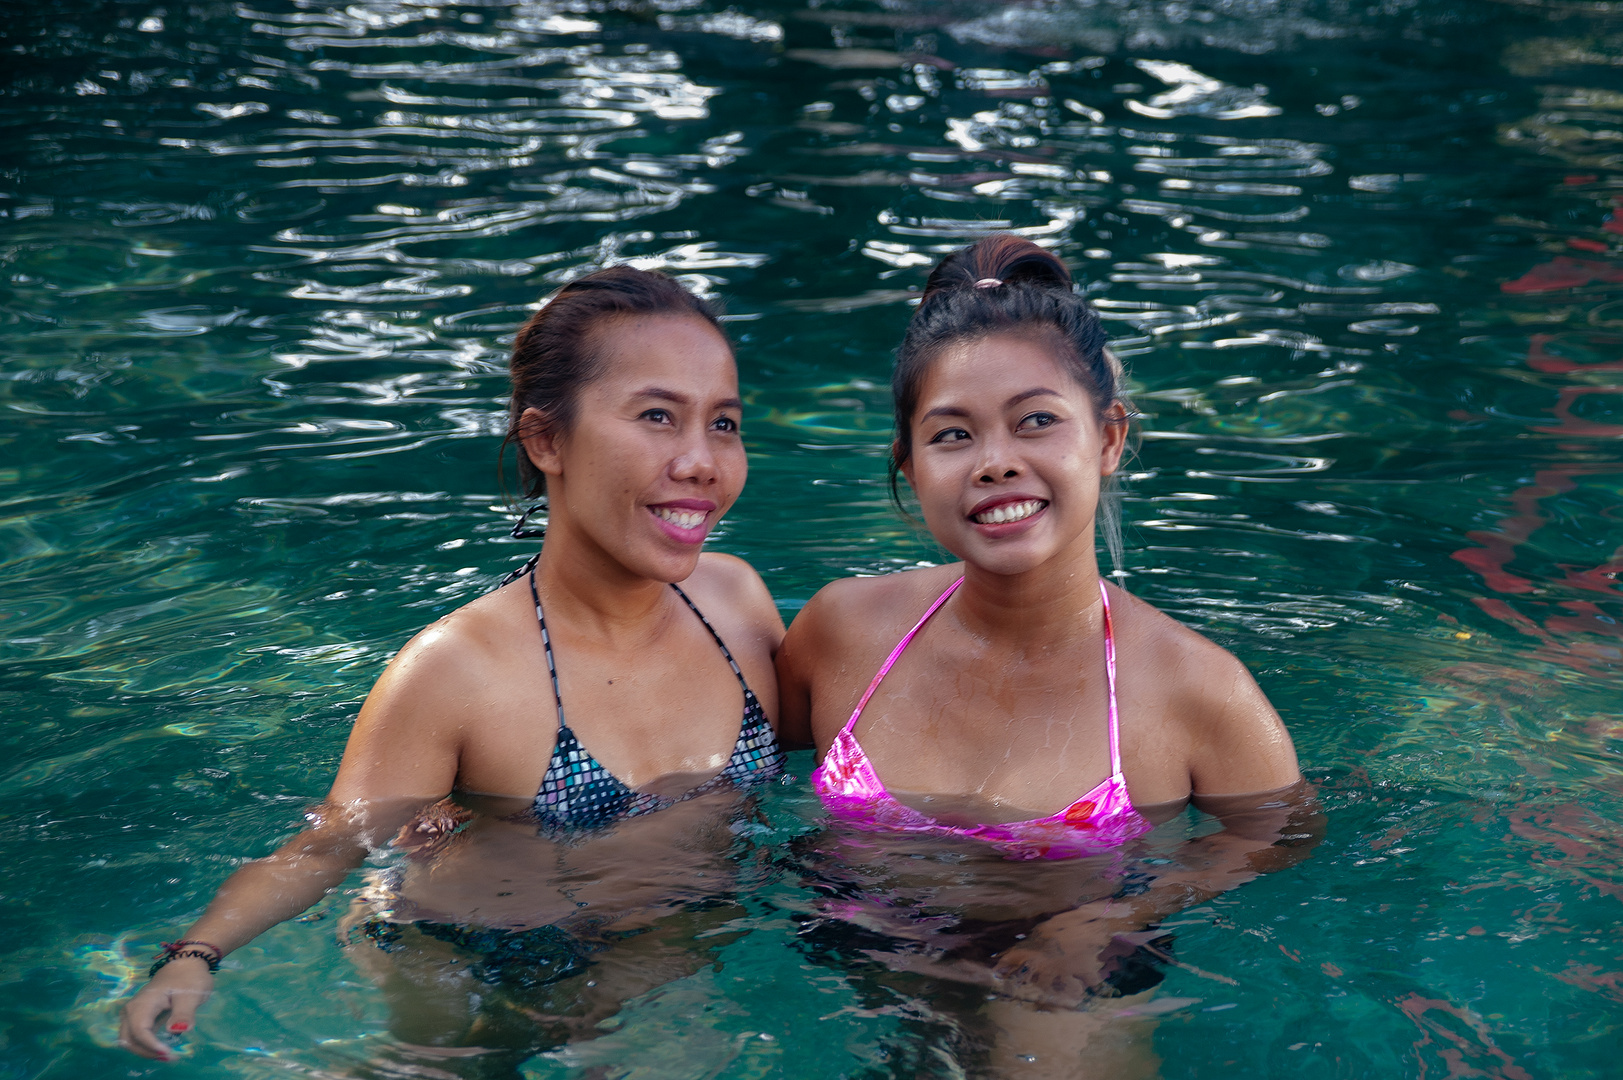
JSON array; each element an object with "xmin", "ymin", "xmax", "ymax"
[
  {"xmin": 902, "ymin": 333, "xmax": 1127, "ymax": 577},
  {"xmin": 524, "ymin": 313, "xmax": 746, "ymax": 583}
]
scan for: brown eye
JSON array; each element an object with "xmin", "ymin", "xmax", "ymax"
[
  {"xmin": 1017, "ymin": 412, "xmax": 1059, "ymax": 431},
  {"xmin": 639, "ymin": 408, "xmax": 674, "ymax": 425},
  {"xmin": 929, "ymin": 427, "xmax": 970, "ymax": 444}
]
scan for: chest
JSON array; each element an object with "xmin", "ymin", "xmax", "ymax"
[
  {"xmin": 455, "ymin": 616, "xmax": 756, "ymax": 797},
  {"xmin": 820, "ymin": 633, "xmax": 1192, "ymax": 814},
  {"xmin": 852, "ymin": 656, "xmax": 1117, "ymax": 804}
]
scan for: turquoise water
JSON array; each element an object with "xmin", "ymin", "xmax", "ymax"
[{"xmin": 3, "ymin": 0, "xmax": 1622, "ymax": 1076}]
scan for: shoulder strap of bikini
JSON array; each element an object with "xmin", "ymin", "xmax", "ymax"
[
  {"xmin": 1099, "ymin": 579, "xmax": 1122, "ymax": 776},
  {"xmin": 668, "ymin": 583, "xmax": 749, "ymax": 690},
  {"xmin": 529, "ymin": 562, "xmax": 566, "ymax": 729},
  {"xmin": 843, "ymin": 577, "xmax": 964, "ymax": 735}
]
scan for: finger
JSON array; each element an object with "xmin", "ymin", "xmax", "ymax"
[
  {"xmin": 991, "ymin": 955, "xmax": 1027, "ymax": 976},
  {"xmin": 165, "ymin": 988, "xmax": 206, "ymax": 1034},
  {"xmin": 119, "ymin": 1004, "xmax": 175, "ymax": 1062}
]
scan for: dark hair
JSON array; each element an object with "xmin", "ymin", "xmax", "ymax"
[
  {"xmin": 890, "ymin": 235, "xmax": 1129, "ymax": 566},
  {"xmin": 503, "ymin": 266, "xmax": 727, "ymax": 499}
]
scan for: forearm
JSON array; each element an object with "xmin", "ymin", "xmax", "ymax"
[
  {"xmin": 175, "ymin": 834, "xmax": 366, "ymax": 956},
  {"xmin": 120, "ymin": 826, "xmax": 370, "ymax": 1060},
  {"xmin": 179, "ymin": 853, "xmax": 359, "ymax": 955},
  {"xmin": 1044, "ymin": 800, "xmax": 1324, "ymax": 944}
]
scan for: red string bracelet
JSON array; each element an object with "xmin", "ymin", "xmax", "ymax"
[{"xmin": 149, "ymin": 940, "xmax": 224, "ymax": 978}]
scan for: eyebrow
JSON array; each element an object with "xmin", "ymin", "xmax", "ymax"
[
  {"xmin": 1008, "ymin": 386, "xmax": 1063, "ymax": 405},
  {"xmin": 918, "ymin": 387, "xmax": 1062, "ymax": 422},
  {"xmin": 632, "ymin": 387, "xmax": 743, "ymax": 410}
]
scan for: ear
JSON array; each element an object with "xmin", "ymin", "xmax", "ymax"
[
  {"xmin": 518, "ymin": 407, "xmax": 564, "ymax": 480},
  {"xmin": 1098, "ymin": 401, "xmax": 1129, "ymax": 477},
  {"xmin": 896, "ymin": 442, "xmax": 917, "ymax": 494}
]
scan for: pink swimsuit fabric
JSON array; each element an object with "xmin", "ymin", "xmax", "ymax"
[{"xmin": 811, "ymin": 577, "xmax": 1153, "ymax": 861}]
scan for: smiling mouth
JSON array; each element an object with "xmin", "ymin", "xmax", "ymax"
[
  {"xmin": 652, "ymin": 506, "xmax": 707, "ymax": 530},
  {"xmin": 971, "ymin": 499, "xmax": 1047, "ymax": 525}
]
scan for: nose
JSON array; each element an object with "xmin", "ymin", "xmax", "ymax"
[
  {"xmin": 974, "ymin": 431, "xmax": 1022, "ymax": 485},
  {"xmin": 670, "ymin": 426, "xmax": 718, "ymax": 485}
]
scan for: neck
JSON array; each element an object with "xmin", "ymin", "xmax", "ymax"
[
  {"xmin": 532, "ymin": 505, "xmax": 671, "ymax": 639},
  {"xmin": 950, "ymin": 531, "xmax": 1105, "ymax": 651}
]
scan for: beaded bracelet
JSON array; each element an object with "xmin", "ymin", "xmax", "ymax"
[{"xmin": 149, "ymin": 940, "xmax": 224, "ymax": 978}]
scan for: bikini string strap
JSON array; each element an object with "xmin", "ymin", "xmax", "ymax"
[
  {"xmin": 844, "ymin": 577, "xmax": 964, "ymax": 733},
  {"xmin": 669, "ymin": 584, "xmax": 748, "ymax": 687},
  {"xmin": 529, "ymin": 562, "xmax": 566, "ymax": 728},
  {"xmin": 1098, "ymin": 579, "xmax": 1122, "ymax": 777}
]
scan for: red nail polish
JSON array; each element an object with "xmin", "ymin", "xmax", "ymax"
[{"xmin": 169, "ymin": 1022, "xmax": 189, "ymax": 1033}]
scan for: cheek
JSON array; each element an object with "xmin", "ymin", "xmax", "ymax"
[
  {"xmin": 914, "ymin": 459, "xmax": 965, "ymax": 514},
  {"xmin": 720, "ymin": 444, "xmax": 748, "ymax": 490},
  {"xmin": 578, "ymin": 435, "xmax": 650, "ymax": 498}
]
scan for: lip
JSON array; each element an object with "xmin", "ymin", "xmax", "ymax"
[
  {"xmin": 647, "ymin": 499, "xmax": 717, "ymax": 545},
  {"xmin": 965, "ymin": 492, "xmax": 1049, "ymax": 538}
]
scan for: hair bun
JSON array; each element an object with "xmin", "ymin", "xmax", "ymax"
[{"xmin": 922, "ymin": 235, "xmax": 1072, "ymax": 301}]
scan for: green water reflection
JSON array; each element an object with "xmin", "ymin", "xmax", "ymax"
[{"xmin": 2, "ymin": 0, "xmax": 1621, "ymax": 1076}]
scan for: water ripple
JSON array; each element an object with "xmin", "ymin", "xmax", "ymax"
[{"xmin": 4, "ymin": 1, "xmax": 1623, "ymax": 1074}]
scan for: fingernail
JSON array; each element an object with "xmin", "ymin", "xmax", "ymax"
[{"xmin": 169, "ymin": 1022, "xmax": 189, "ymax": 1033}]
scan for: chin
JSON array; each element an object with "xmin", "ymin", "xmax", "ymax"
[
  {"xmin": 631, "ymin": 546, "xmax": 706, "ymax": 585},
  {"xmin": 934, "ymin": 537, "xmax": 1041, "ymax": 577},
  {"xmin": 965, "ymin": 551, "xmax": 1050, "ymax": 577}
]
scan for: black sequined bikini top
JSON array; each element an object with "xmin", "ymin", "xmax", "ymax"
[{"xmin": 524, "ymin": 559, "xmax": 784, "ymax": 833}]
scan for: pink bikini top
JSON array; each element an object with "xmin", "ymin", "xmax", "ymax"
[{"xmin": 811, "ymin": 577, "xmax": 1153, "ymax": 861}]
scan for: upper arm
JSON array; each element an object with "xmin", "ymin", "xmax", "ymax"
[
  {"xmin": 1185, "ymin": 647, "xmax": 1300, "ymax": 798},
  {"xmin": 325, "ymin": 620, "xmax": 470, "ymax": 806},
  {"xmin": 776, "ymin": 577, "xmax": 872, "ymax": 754},
  {"xmin": 774, "ymin": 595, "xmax": 824, "ymax": 751}
]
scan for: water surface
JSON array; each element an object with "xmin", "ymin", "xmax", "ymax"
[{"xmin": 2, "ymin": 1, "xmax": 1622, "ymax": 1077}]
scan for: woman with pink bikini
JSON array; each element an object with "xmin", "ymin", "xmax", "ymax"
[{"xmin": 777, "ymin": 235, "xmax": 1317, "ymax": 1078}]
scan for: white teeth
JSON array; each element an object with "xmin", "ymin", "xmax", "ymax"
[
  {"xmin": 973, "ymin": 499, "xmax": 1045, "ymax": 525},
  {"xmin": 654, "ymin": 507, "xmax": 706, "ymax": 531}
]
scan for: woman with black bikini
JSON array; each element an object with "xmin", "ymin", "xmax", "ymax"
[{"xmin": 120, "ymin": 267, "xmax": 786, "ymax": 1074}]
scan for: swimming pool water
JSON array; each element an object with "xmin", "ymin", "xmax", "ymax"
[{"xmin": 2, "ymin": 1, "xmax": 1621, "ymax": 1076}]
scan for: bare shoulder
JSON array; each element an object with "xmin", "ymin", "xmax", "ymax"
[
  {"xmin": 783, "ymin": 565, "xmax": 957, "ymax": 679},
  {"xmin": 685, "ymin": 552, "xmax": 782, "ymax": 635},
  {"xmin": 790, "ymin": 563, "xmax": 964, "ymax": 654},
  {"xmin": 329, "ymin": 583, "xmax": 533, "ymax": 803},
  {"xmin": 1108, "ymin": 585, "xmax": 1300, "ymax": 796},
  {"xmin": 777, "ymin": 564, "xmax": 963, "ymax": 752},
  {"xmin": 679, "ymin": 553, "xmax": 784, "ymax": 721},
  {"xmin": 381, "ymin": 585, "xmax": 527, "ymax": 697},
  {"xmin": 1109, "ymin": 585, "xmax": 1248, "ymax": 690}
]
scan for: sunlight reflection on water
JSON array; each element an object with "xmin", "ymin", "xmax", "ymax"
[{"xmin": 2, "ymin": 0, "xmax": 1621, "ymax": 1076}]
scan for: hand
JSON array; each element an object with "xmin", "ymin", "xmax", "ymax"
[
  {"xmin": 989, "ymin": 925, "xmax": 1109, "ymax": 1009},
  {"xmin": 861, "ymin": 931, "xmax": 1104, "ymax": 1011},
  {"xmin": 118, "ymin": 956, "xmax": 214, "ymax": 1061},
  {"xmin": 858, "ymin": 913, "xmax": 1116, "ymax": 1011}
]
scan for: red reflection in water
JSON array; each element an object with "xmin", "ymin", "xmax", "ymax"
[
  {"xmin": 1500, "ymin": 258, "xmax": 1623, "ymax": 293},
  {"xmin": 1503, "ymin": 801, "xmax": 1623, "ymax": 903},
  {"xmin": 1449, "ymin": 332, "xmax": 1623, "ymax": 672},
  {"xmin": 1396, "ymin": 994, "xmax": 1532, "ymax": 1080},
  {"xmin": 1553, "ymin": 962, "xmax": 1623, "ymax": 1004}
]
